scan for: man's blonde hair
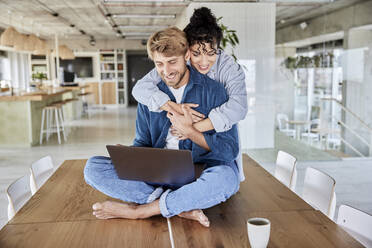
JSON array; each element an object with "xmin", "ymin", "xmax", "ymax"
[{"xmin": 147, "ymin": 27, "xmax": 188, "ymax": 60}]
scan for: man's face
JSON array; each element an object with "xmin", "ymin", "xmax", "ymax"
[
  {"xmin": 153, "ymin": 51, "xmax": 190, "ymax": 89},
  {"xmin": 189, "ymin": 42, "xmax": 218, "ymax": 75}
]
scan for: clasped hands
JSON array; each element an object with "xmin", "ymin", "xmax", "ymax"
[{"xmin": 165, "ymin": 101, "xmax": 204, "ymax": 140}]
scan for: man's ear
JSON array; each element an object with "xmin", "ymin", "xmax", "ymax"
[{"xmin": 184, "ymin": 50, "xmax": 190, "ymax": 62}]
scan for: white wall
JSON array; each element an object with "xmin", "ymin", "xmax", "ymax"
[{"xmin": 177, "ymin": 3, "xmax": 276, "ymax": 149}]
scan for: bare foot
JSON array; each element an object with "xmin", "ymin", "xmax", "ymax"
[
  {"xmin": 92, "ymin": 201, "xmax": 139, "ymax": 220},
  {"xmin": 178, "ymin": 209, "xmax": 210, "ymax": 227}
]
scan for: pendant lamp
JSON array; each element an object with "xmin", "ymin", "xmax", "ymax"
[
  {"xmin": 0, "ymin": 26, "xmax": 19, "ymax": 47},
  {"xmin": 14, "ymin": 33, "xmax": 27, "ymax": 51},
  {"xmin": 24, "ymin": 34, "xmax": 38, "ymax": 51},
  {"xmin": 34, "ymin": 39, "xmax": 48, "ymax": 55}
]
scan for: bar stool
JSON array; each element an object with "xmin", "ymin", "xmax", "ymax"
[
  {"xmin": 61, "ymin": 98, "xmax": 79, "ymax": 135},
  {"xmin": 78, "ymin": 92, "xmax": 94, "ymax": 118},
  {"xmin": 40, "ymin": 103, "xmax": 67, "ymax": 145}
]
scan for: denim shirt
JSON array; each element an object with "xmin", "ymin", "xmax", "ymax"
[
  {"xmin": 133, "ymin": 66, "xmax": 239, "ymax": 167},
  {"xmin": 132, "ymin": 50, "xmax": 248, "ymax": 132}
]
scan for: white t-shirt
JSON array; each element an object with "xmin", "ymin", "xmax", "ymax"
[{"xmin": 165, "ymin": 84, "xmax": 186, "ymax": 149}]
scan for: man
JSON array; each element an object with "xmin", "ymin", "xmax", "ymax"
[{"xmin": 84, "ymin": 27, "xmax": 240, "ymax": 227}]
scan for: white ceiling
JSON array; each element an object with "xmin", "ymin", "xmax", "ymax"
[{"xmin": 0, "ymin": 0, "xmax": 367, "ymax": 43}]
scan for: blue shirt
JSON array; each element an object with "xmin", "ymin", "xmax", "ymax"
[
  {"xmin": 132, "ymin": 50, "xmax": 247, "ymax": 132},
  {"xmin": 133, "ymin": 66, "xmax": 239, "ymax": 167}
]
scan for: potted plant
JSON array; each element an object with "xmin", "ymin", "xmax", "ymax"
[
  {"xmin": 32, "ymin": 72, "xmax": 47, "ymax": 88},
  {"xmin": 217, "ymin": 17, "xmax": 239, "ymax": 61}
]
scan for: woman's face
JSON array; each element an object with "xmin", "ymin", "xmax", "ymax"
[{"xmin": 189, "ymin": 42, "xmax": 218, "ymax": 74}]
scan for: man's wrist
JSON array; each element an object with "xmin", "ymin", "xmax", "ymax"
[
  {"xmin": 184, "ymin": 125, "xmax": 199, "ymax": 139},
  {"xmin": 193, "ymin": 121, "xmax": 203, "ymax": 132}
]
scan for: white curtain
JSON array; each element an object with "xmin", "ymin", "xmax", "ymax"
[{"xmin": 7, "ymin": 51, "xmax": 30, "ymax": 89}]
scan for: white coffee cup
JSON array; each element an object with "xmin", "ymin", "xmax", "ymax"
[{"xmin": 247, "ymin": 217, "xmax": 271, "ymax": 248}]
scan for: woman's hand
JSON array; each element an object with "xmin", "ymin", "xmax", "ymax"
[
  {"xmin": 164, "ymin": 101, "xmax": 204, "ymax": 123},
  {"xmin": 167, "ymin": 105, "xmax": 195, "ymax": 139}
]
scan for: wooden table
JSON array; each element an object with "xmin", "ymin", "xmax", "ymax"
[
  {"xmin": 0, "ymin": 156, "xmax": 363, "ymax": 247},
  {"xmin": 286, "ymin": 120, "xmax": 310, "ymax": 140},
  {"xmin": 0, "ymin": 160, "xmax": 171, "ymax": 247}
]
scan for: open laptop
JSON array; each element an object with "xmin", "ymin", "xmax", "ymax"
[{"xmin": 106, "ymin": 145, "xmax": 205, "ymax": 187}]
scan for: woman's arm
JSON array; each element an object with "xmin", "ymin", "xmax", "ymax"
[
  {"xmin": 132, "ymin": 67, "xmax": 205, "ymax": 120},
  {"xmin": 194, "ymin": 52, "xmax": 248, "ymax": 133},
  {"xmin": 131, "ymin": 68, "xmax": 169, "ymax": 112}
]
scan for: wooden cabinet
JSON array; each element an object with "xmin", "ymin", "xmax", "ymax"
[
  {"xmin": 85, "ymin": 82, "xmax": 100, "ymax": 104},
  {"xmin": 101, "ymin": 82, "xmax": 116, "ymax": 104}
]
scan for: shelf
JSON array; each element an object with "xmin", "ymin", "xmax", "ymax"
[
  {"xmin": 31, "ymin": 60, "xmax": 48, "ymax": 65},
  {"xmin": 100, "ymin": 51, "xmax": 115, "ymax": 54},
  {"xmin": 99, "ymin": 49, "xmax": 127, "ymax": 105}
]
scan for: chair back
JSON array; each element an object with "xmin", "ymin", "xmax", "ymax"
[
  {"xmin": 337, "ymin": 205, "xmax": 372, "ymax": 247},
  {"xmin": 30, "ymin": 155, "xmax": 54, "ymax": 195},
  {"xmin": 7, "ymin": 175, "xmax": 32, "ymax": 220},
  {"xmin": 303, "ymin": 167, "xmax": 336, "ymax": 219},
  {"xmin": 274, "ymin": 151, "xmax": 297, "ymax": 191},
  {"xmin": 277, "ymin": 114, "xmax": 289, "ymax": 131}
]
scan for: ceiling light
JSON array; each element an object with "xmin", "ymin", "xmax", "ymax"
[
  {"xmin": 14, "ymin": 33, "xmax": 27, "ymax": 51},
  {"xmin": 34, "ymin": 39, "xmax": 49, "ymax": 56},
  {"xmin": 24, "ymin": 34, "xmax": 39, "ymax": 51},
  {"xmin": 89, "ymin": 37, "xmax": 96, "ymax": 46},
  {"xmin": 0, "ymin": 26, "xmax": 19, "ymax": 47},
  {"xmin": 119, "ymin": 25, "xmax": 168, "ymax": 29},
  {"xmin": 300, "ymin": 22, "xmax": 308, "ymax": 30},
  {"xmin": 113, "ymin": 14, "xmax": 175, "ymax": 19}
]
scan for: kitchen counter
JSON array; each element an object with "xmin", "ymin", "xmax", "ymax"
[
  {"xmin": 0, "ymin": 88, "xmax": 71, "ymax": 102},
  {"xmin": 0, "ymin": 87, "xmax": 82, "ymax": 147}
]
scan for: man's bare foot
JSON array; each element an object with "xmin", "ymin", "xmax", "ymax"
[
  {"xmin": 92, "ymin": 201, "xmax": 139, "ymax": 220},
  {"xmin": 178, "ymin": 209, "xmax": 210, "ymax": 227}
]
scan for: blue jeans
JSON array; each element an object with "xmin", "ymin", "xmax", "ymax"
[{"xmin": 84, "ymin": 156, "xmax": 240, "ymax": 218}]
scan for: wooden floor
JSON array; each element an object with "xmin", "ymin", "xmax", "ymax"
[{"xmin": 0, "ymin": 155, "xmax": 363, "ymax": 247}]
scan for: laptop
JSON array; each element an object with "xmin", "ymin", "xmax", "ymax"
[{"xmin": 106, "ymin": 145, "xmax": 205, "ymax": 187}]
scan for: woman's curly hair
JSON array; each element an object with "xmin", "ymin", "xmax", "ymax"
[{"xmin": 183, "ymin": 7, "xmax": 222, "ymax": 54}]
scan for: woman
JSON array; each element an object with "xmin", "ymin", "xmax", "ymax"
[{"xmin": 132, "ymin": 7, "xmax": 247, "ymax": 181}]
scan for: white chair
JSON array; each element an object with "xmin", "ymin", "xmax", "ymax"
[
  {"xmin": 337, "ymin": 205, "xmax": 372, "ymax": 247},
  {"xmin": 274, "ymin": 151, "xmax": 297, "ymax": 191},
  {"xmin": 30, "ymin": 155, "xmax": 54, "ymax": 195},
  {"xmin": 7, "ymin": 175, "xmax": 32, "ymax": 220},
  {"xmin": 277, "ymin": 113, "xmax": 296, "ymax": 138},
  {"xmin": 301, "ymin": 118, "xmax": 320, "ymax": 145},
  {"xmin": 302, "ymin": 167, "xmax": 336, "ymax": 219}
]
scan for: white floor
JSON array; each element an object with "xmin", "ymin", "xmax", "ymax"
[{"xmin": 1, "ymin": 107, "xmax": 371, "ymax": 229}]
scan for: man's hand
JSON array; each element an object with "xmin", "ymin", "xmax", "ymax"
[
  {"xmin": 170, "ymin": 126, "xmax": 188, "ymax": 140},
  {"xmin": 167, "ymin": 105, "xmax": 195, "ymax": 138},
  {"xmin": 167, "ymin": 105, "xmax": 210, "ymax": 151},
  {"xmin": 162, "ymin": 101, "xmax": 204, "ymax": 123}
]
